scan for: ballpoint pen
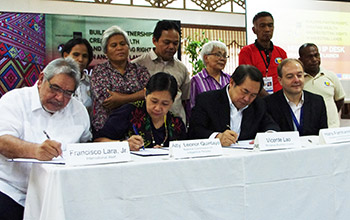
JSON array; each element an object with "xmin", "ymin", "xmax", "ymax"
[
  {"xmin": 132, "ymin": 124, "xmax": 145, "ymax": 150},
  {"xmin": 43, "ymin": 130, "xmax": 50, "ymax": 140},
  {"xmin": 43, "ymin": 130, "xmax": 63, "ymax": 158},
  {"xmin": 226, "ymin": 125, "xmax": 238, "ymax": 144}
]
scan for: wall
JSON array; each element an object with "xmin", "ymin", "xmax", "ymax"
[
  {"xmin": 0, "ymin": 0, "xmax": 246, "ymax": 97},
  {"xmin": 1, "ymin": 0, "xmax": 245, "ymax": 28}
]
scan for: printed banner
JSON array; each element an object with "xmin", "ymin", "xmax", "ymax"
[{"xmin": 45, "ymin": 14, "xmax": 159, "ymax": 69}]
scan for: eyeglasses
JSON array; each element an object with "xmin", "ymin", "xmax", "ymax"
[
  {"xmin": 208, "ymin": 53, "xmax": 230, "ymax": 59},
  {"xmin": 47, "ymin": 80, "xmax": 75, "ymax": 98}
]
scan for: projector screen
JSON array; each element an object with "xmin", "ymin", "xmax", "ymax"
[{"xmin": 246, "ymin": 0, "xmax": 350, "ymax": 78}]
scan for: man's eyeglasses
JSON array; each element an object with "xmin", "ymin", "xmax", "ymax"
[
  {"xmin": 208, "ymin": 53, "xmax": 230, "ymax": 59},
  {"xmin": 47, "ymin": 80, "xmax": 75, "ymax": 98}
]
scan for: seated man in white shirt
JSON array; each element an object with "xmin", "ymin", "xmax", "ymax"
[
  {"xmin": 264, "ymin": 58, "xmax": 328, "ymax": 135},
  {"xmin": 0, "ymin": 58, "xmax": 91, "ymax": 220}
]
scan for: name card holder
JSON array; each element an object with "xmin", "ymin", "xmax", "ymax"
[
  {"xmin": 254, "ymin": 131, "xmax": 301, "ymax": 151},
  {"xmin": 319, "ymin": 127, "xmax": 350, "ymax": 144},
  {"xmin": 65, "ymin": 142, "xmax": 131, "ymax": 166},
  {"xmin": 169, "ymin": 139, "xmax": 222, "ymax": 159}
]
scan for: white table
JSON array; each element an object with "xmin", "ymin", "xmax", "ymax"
[{"xmin": 24, "ymin": 143, "xmax": 350, "ymax": 220}]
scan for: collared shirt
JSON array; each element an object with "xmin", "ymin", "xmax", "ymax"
[
  {"xmin": 0, "ymin": 83, "xmax": 91, "ymax": 206},
  {"xmin": 209, "ymin": 85, "xmax": 248, "ymax": 139},
  {"xmin": 132, "ymin": 49, "xmax": 190, "ymax": 124},
  {"xmin": 74, "ymin": 72, "xmax": 92, "ymax": 114},
  {"xmin": 304, "ymin": 67, "xmax": 345, "ymax": 127},
  {"xmin": 190, "ymin": 68, "xmax": 231, "ymax": 108},
  {"xmin": 239, "ymin": 40, "xmax": 287, "ymax": 92},
  {"xmin": 227, "ymin": 85, "xmax": 248, "ymax": 138},
  {"xmin": 255, "ymin": 39, "xmax": 274, "ymax": 54},
  {"xmin": 283, "ymin": 92, "xmax": 305, "ymax": 131},
  {"xmin": 91, "ymin": 61, "xmax": 150, "ymax": 131}
]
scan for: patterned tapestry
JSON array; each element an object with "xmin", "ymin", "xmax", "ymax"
[{"xmin": 0, "ymin": 12, "xmax": 45, "ymax": 98}]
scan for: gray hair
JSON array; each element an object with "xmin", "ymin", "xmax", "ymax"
[
  {"xmin": 200, "ymin": 41, "xmax": 228, "ymax": 66},
  {"xmin": 43, "ymin": 57, "xmax": 81, "ymax": 90},
  {"xmin": 101, "ymin": 25, "xmax": 130, "ymax": 53}
]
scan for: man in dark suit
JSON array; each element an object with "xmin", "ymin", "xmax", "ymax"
[
  {"xmin": 189, "ymin": 65, "xmax": 280, "ymax": 146},
  {"xmin": 264, "ymin": 58, "xmax": 328, "ymax": 135}
]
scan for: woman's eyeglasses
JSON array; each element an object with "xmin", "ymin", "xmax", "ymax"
[{"xmin": 208, "ymin": 53, "xmax": 230, "ymax": 59}]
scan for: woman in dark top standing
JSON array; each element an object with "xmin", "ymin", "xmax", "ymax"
[{"xmin": 94, "ymin": 72, "xmax": 187, "ymax": 151}]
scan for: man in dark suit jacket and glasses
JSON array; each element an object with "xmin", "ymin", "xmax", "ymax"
[
  {"xmin": 189, "ymin": 65, "xmax": 280, "ymax": 146},
  {"xmin": 264, "ymin": 58, "xmax": 328, "ymax": 135}
]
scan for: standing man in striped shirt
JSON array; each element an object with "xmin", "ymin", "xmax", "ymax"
[{"xmin": 190, "ymin": 41, "xmax": 231, "ymax": 109}]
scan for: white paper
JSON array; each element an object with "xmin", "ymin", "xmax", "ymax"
[
  {"xmin": 300, "ymin": 135, "xmax": 319, "ymax": 147},
  {"xmin": 8, "ymin": 156, "xmax": 65, "ymax": 164},
  {"xmin": 131, "ymin": 148, "xmax": 169, "ymax": 156},
  {"xmin": 227, "ymin": 140, "xmax": 254, "ymax": 150}
]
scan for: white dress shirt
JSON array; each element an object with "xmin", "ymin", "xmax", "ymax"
[
  {"xmin": 283, "ymin": 92, "xmax": 305, "ymax": 131},
  {"xmin": 210, "ymin": 86, "xmax": 248, "ymax": 139},
  {"xmin": 0, "ymin": 83, "xmax": 91, "ymax": 206}
]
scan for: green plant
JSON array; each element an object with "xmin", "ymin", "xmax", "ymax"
[{"xmin": 184, "ymin": 32, "xmax": 208, "ymax": 76}]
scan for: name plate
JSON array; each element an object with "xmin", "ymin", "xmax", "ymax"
[
  {"xmin": 169, "ymin": 139, "xmax": 222, "ymax": 159},
  {"xmin": 65, "ymin": 142, "xmax": 131, "ymax": 166},
  {"xmin": 319, "ymin": 127, "xmax": 350, "ymax": 144},
  {"xmin": 254, "ymin": 131, "xmax": 301, "ymax": 151}
]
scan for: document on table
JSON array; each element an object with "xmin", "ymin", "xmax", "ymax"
[
  {"xmin": 226, "ymin": 140, "xmax": 254, "ymax": 150},
  {"xmin": 131, "ymin": 148, "xmax": 169, "ymax": 156},
  {"xmin": 8, "ymin": 156, "xmax": 65, "ymax": 164},
  {"xmin": 300, "ymin": 135, "xmax": 319, "ymax": 147}
]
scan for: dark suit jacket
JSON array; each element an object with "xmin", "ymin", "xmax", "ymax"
[
  {"xmin": 263, "ymin": 90, "xmax": 328, "ymax": 136},
  {"xmin": 189, "ymin": 85, "xmax": 280, "ymax": 140}
]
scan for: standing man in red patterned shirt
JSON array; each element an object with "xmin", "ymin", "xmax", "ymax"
[{"xmin": 239, "ymin": 11, "xmax": 287, "ymax": 96}]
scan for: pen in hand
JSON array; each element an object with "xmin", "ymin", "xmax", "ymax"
[
  {"xmin": 43, "ymin": 130, "xmax": 50, "ymax": 140},
  {"xmin": 225, "ymin": 125, "xmax": 238, "ymax": 144},
  {"xmin": 43, "ymin": 130, "xmax": 63, "ymax": 159},
  {"xmin": 132, "ymin": 124, "xmax": 145, "ymax": 150}
]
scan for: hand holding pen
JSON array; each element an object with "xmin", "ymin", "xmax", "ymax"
[
  {"xmin": 34, "ymin": 130, "xmax": 63, "ymax": 161},
  {"xmin": 216, "ymin": 125, "xmax": 239, "ymax": 147},
  {"xmin": 128, "ymin": 125, "xmax": 145, "ymax": 151}
]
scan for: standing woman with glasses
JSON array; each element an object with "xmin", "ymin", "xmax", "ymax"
[{"xmin": 189, "ymin": 41, "xmax": 231, "ymax": 109}]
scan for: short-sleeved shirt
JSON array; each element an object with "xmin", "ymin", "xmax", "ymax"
[
  {"xmin": 132, "ymin": 49, "xmax": 190, "ymax": 124},
  {"xmin": 239, "ymin": 40, "xmax": 287, "ymax": 93},
  {"xmin": 91, "ymin": 61, "xmax": 150, "ymax": 131},
  {"xmin": 190, "ymin": 68, "xmax": 231, "ymax": 109},
  {"xmin": 0, "ymin": 84, "xmax": 91, "ymax": 206},
  {"xmin": 304, "ymin": 67, "xmax": 346, "ymax": 128}
]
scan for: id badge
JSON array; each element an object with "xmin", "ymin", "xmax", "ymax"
[{"xmin": 263, "ymin": 77, "xmax": 273, "ymax": 94}]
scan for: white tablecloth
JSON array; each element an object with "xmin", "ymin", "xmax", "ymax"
[{"xmin": 24, "ymin": 143, "xmax": 350, "ymax": 220}]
